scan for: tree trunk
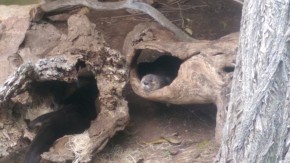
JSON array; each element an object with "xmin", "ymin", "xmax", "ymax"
[{"xmin": 216, "ymin": 0, "xmax": 290, "ymax": 162}]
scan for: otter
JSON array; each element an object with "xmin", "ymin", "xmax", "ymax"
[
  {"xmin": 24, "ymin": 65, "xmax": 99, "ymax": 163},
  {"xmin": 140, "ymin": 74, "xmax": 171, "ymax": 91},
  {"xmin": 138, "ymin": 55, "xmax": 182, "ymax": 92}
]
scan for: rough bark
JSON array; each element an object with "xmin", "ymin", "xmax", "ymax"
[
  {"xmin": 123, "ymin": 22, "xmax": 238, "ymax": 141},
  {"xmin": 216, "ymin": 0, "xmax": 290, "ymax": 162}
]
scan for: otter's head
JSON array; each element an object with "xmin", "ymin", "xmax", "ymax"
[{"xmin": 141, "ymin": 74, "xmax": 171, "ymax": 92}]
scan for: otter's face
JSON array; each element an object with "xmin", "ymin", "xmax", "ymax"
[{"xmin": 140, "ymin": 74, "xmax": 170, "ymax": 92}]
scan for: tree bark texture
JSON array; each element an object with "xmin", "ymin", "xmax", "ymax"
[{"xmin": 216, "ymin": 0, "xmax": 290, "ymax": 162}]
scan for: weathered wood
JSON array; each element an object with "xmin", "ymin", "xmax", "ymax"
[
  {"xmin": 124, "ymin": 22, "xmax": 238, "ymax": 141},
  {"xmin": 216, "ymin": 0, "xmax": 290, "ymax": 162},
  {"xmin": 0, "ymin": 13, "xmax": 129, "ymax": 162}
]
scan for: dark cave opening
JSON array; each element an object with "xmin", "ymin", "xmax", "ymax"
[
  {"xmin": 23, "ymin": 64, "xmax": 99, "ymax": 163},
  {"xmin": 28, "ymin": 80, "xmax": 77, "ymax": 108}
]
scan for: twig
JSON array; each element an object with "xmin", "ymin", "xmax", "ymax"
[
  {"xmin": 177, "ymin": 2, "xmax": 185, "ymax": 28},
  {"xmin": 100, "ymin": 13, "xmax": 146, "ymax": 19},
  {"xmin": 160, "ymin": 5, "xmax": 207, "ymax": 11},
  {"xmin": 168, "ymin": 0, "xmax": 182, "ymax": 5},
  {"xmin": 157, "ymin": 2, "xmax": 179, "ymax": 10},
  {"xmin": 31, "ymin": 0, "xmax": 195, "ymax": 41},
  {"xmin": 170, "ymin": 0, "xmax": 190, "ymax": 5},
  {"xmin": 132, "ymin": 16, "xmax": 151, "ymax": 22},
  {"xmin": 179, "ymin": 4, "xmax": 208, "ymax": 10},
  {"xmin": 180, "ymin": 0, "xmax": 190, "ymax": 4},
  {"xmin": 171, "ymin": 19, "xmax": 183, "ymax": 22}
]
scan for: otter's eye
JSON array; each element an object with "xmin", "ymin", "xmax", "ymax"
[{"xmin": 143, "ymin": 81, "xmax": 149, "ymax": 85}]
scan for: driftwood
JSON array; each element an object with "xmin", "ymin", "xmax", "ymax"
[{"xmin": 123, "ymin": 23, "xmax": 238, "ymax": 141}]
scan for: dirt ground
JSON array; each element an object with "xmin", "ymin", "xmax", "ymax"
[
  {"xmin": 0, "ymin": 0, "xmax": 242, "ymax": 162},
  {"xmin": 93, "ymin": 92, "xmax": 218, "ymax": 163}
]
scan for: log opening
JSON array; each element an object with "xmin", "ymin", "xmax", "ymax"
[
  {"xmin": 28, "ymin": 80, "xmax": 76, "ymax": 108},
  {"xmin": 24, "ymin": 60, "xmax": 100, "ymax": 163},
  {"xmin": 131, "ymin": 49, "xmax": 183, "ymax": 92}
]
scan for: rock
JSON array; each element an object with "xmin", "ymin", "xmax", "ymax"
[
  {"xmin": 23, "ymin": 23, "xmax": 61, "ymax": 60},
  {"xmin": 169, "ymin": 147, "xmax": 179, "ymax": 155},
  {"xmin": 0, "ymin": 5, "xmax": 35, "ymax": 20},
  {"xmin": 7, "ymin": 53, "xmax": 24, "ymax": 69},
  {"xmin": 0, "ymin": 6, "xmax": 31, "ymax": 84}
]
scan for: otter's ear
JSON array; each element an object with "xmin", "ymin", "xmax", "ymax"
[{"xmin": 75, "ymin": 59, "xmax": 86, "ymax": 72}]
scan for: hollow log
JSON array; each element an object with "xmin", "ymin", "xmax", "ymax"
[{"xmin": 124, "ymin": 22, "xmax": 239, "ymax": 141}]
